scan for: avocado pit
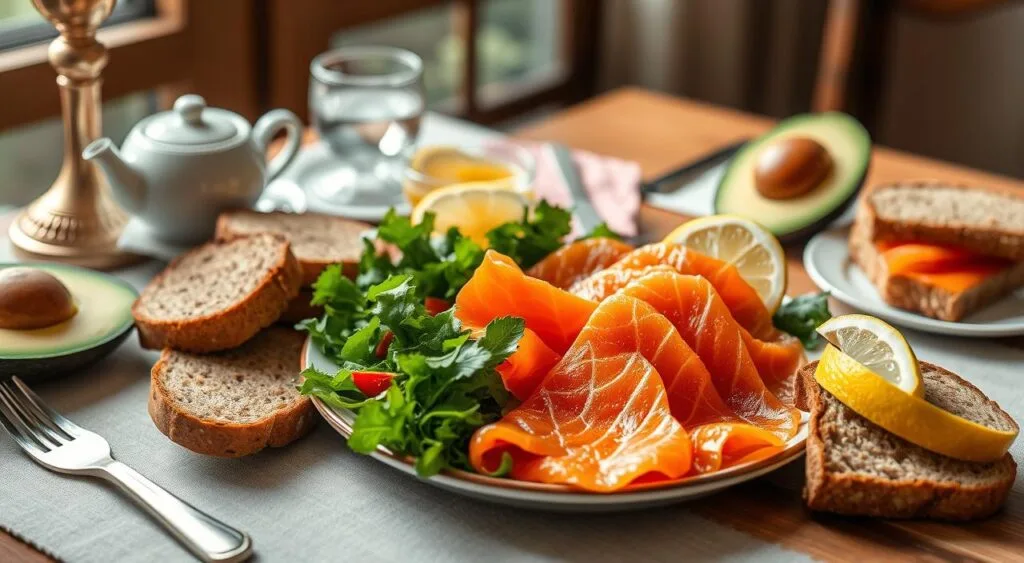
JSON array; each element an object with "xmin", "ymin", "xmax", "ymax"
[
  {"xmin": 754, "ymin": 137, "xmax": 833, "ymax": 200},
  {"xmin": 0, "ymin": 267, "xmax": 78, "ymax": 330}
]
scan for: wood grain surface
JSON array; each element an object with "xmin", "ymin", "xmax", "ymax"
[{"xmin": 3, "ymin": 87, "xmax": 1022, "ymax": 561}]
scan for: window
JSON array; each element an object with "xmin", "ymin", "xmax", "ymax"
[{"xmin": 0, "ymin": 0, "xmax": 155, "ymax": 52}]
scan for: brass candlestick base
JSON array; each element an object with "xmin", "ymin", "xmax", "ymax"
[{"xmin": 9, "ymin": 0, "xmax": 134, "ymax": 270}]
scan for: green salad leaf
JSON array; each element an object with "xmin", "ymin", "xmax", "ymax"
[
  {"xmin": 300, "ymin": 275, "xmax": 524, "ymax": 476},
  {"xmin": 772, "ymin": 292, "xmax": 832, "ymax": 349}
]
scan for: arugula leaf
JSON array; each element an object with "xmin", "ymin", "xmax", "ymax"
[
  {"xmin": 773, "ymin": 292, "xmax": 832, "ymax": 349},
  {"xmin": 578, "ymin": 222, "xmax": 623, "ymax": 241}
]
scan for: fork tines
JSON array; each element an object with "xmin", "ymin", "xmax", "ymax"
[{"xmin": 0, "ymin": 377, "xmax": 77, "ymax": 454}]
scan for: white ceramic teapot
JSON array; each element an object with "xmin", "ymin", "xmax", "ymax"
[{"xmin": 84, "ymin": 94, "xmax": 302, "ymax": 243}]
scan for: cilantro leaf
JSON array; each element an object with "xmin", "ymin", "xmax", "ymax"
[
  {"xmin": 773, "ymin": 292, "xmax": 832, "ymax": 349},
  {"xmin": 485, "ymin": 201, "xmax": 572, "ymax": 268}
]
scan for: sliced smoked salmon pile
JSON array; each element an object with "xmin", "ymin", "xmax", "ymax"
[
  {"xmin": 469, "ymin": 293, "xmax": 785, "ymax": 491},
  {"xmin": 618, "ymin": 271, "xmax": 800, "ymax": 440},
  {"xmin": 570, "ymin": 243, "xmax": 805, "ymax": 394},
  {"xmin": 526, "ymin": 237, "xmax": 634, "ymax": 289}
]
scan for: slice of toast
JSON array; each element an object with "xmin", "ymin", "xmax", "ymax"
[
  {"xmin": 859, "ymin": 181, "xmax": 1024, "ymax": 261},
  {"xmin": 149, "ymin": 327, "xmax": 316, "ymax": 457},
  {"xmin": 800, "ymin": 361, "xmax": 1018, "ymax": 521},
  {"xmin": 216, "ymin": 210, "xmax": 370, "ymax": 286},
  {"xmin": 849, "ymin": 219, "xmax": 1024, "ymax": 321},
  {"xmin": 133, "ymin": 234, "xmax": 302, "ymax": 352}
]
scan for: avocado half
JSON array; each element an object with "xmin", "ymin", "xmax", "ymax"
[
  {"xmin": 714, "ymin": 112, "xmax": 871, "ymax": 244},
  {"xmin": 0, "ymin": 263, "xmax": 138, "ymax": 381}
]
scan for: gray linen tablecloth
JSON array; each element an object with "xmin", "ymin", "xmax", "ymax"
[{"xmin": 2, "ymin": 116, "xmax": 1021, "ymax": 562}]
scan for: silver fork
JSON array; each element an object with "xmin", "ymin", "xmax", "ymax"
[{"xmin": 0, "ymin": 377, "xmax": 253, "ymax": 563}]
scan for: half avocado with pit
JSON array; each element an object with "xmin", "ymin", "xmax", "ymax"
[
  {"xmin": 714, "ymin": 112, "xmax": 871, "ymax": 243},
  {"xmin": 0, "ymin": 263, "xmax": 137, "ymax": 380}
]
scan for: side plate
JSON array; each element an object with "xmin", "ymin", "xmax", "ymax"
[{"xmin": 804, "ymin": 227, "xmax": 1024, "ymax": 337}]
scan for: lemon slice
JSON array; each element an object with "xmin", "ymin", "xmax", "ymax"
[
  {"xmin": 411, "ymin": 182, "xmax": 529, "ymax": 244},
  {"xmin": 663, "ymin": 214, "xmax": 787, "ymax": 313},
  {"xmin": 816, "ymin": 314, "xmax": 921, "ymax": 397},
  {"xmin": 815, "ymin": 344, "xmax": 1017, "ymax": 462}
]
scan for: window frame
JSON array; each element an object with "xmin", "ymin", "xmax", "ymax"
[{"xmin": 0, "ymin": 0, "xmax": 263, "ymax": 131}]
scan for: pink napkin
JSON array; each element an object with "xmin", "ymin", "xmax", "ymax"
[{"xmin": 493, "ymin": 140, "xmax": 642, "ymax": 237}]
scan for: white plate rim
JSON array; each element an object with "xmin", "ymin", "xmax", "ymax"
[
  {"xmin": 302, "ymin": 336, "xmax": 808, "ymax": 509},
  {"xmin": 803, "ymin": 227, "xmax": 1024, "ymax": 337}
]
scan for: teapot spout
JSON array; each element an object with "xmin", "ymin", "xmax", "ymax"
[{"xmin": 83, "ymin": 138, "xmax": 146, "ymax": 215}]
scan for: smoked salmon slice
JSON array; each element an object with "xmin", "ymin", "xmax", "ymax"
[
  {"xmin": 469, "ymin": 293, "xmax": 785, "ymax": 490},
  {"xmin": 455, "ymin": 251, "xmax": 596, "ymax": 354},
  {"xmin": 688, "ymin": 423, "xmax": 784, "ymax": 474},
  {"xmin": 526, "ymin": 237, "xmax": 634, "ymax": 289},
  {"xmin": 618, "ymin": 271, "xmax": 800, "ymax": 440},
  {"xmin": 496, "ymin": 327, "xmax": 561, "ymax": 400}
]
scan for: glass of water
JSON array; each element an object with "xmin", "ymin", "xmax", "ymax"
[{"xmin": 309, "ymin": 46, "xmax": 425, "ymax": 210}]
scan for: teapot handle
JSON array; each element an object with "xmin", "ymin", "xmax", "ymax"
[{"xmin": 253, "ymin": 109, "xmax": 303, "ymax": 182}]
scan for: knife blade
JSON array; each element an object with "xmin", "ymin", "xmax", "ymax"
[{"xmin": 547, "ymin": 142, "xmax": 603, "ymax": 234}]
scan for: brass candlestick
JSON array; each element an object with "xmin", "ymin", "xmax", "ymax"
[{"xmin": 8, "ymin": 0, "xmax": 134, "ymax": 269}]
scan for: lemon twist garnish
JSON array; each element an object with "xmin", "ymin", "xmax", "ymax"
[{"xmin": 815, "ymin": 344, "xmax": 1017, "ymax": 462}]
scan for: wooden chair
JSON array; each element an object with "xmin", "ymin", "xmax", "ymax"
[{"xmin": 812, "ymin": 0, "xmax": 1017, "ymax": 134}]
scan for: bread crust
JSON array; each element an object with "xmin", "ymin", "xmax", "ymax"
[
  {"xmin": 800, "ymin": 362, "xmax": 1017, "ymax": 521},
  {"xmin": 862, "ymin": 181, "xmax": 1024, "ymax": 261},
  {"xmin": 215, "ymin": 210, "xmax": 364, "ymax": 286},
  {"xmin": 849, "ymin": 213, "xmax": 1024, "ymax": 321},
  {"xmin": 148, "ymin": 334, "xmax": 317, "ymax": 457},
  {"xmin": 133, "ymin": 235, "xmax": 302, "ymax": 353}
]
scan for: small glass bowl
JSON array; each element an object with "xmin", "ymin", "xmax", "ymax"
[{"xmin": 402, "ymin": 143, "xmax": 536, "ymax": 207}]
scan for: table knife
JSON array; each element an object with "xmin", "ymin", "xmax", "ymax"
[{"xmin": 547, "ymin": 142, "xmax": 603, "ymax": 233}]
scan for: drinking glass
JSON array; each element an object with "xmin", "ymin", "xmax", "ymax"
[{"xmin": 308, "ymin": 46, "xmax": 425, "ymax": 209}]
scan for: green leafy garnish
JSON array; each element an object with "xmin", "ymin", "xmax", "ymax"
[
  {"xmin": 299, "ymin": 202, "xmax": 620, "ymax": 476},
  {"xmin": 577, "ymin": 222, "xmax": 623, "ymax": 242},
  {"xmin": 772, "ymin": 292, "xmax": 832, "ymax": 349},
  {"xmin": 300, "ymin": 275, "xmax": 525, "ymax": 476}
]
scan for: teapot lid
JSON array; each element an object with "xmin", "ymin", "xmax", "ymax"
[{"xmin": 140, "ymin": 95, "xmax": 249, "ymax": 151}]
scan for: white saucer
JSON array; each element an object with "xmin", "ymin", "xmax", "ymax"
[
  {"xmin": 280, "ymin": 142, "xmax": 410, "ymax": 222},
  {"xmin": 804, "ymin": 227, "xmax": 1024, "ymax": 337}
]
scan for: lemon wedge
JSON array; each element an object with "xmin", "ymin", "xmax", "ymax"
[
  {"xmin": 816, "ymin": 314, "xmax": 922, "ymax": 397},
  {"xmin": 663, "ymin": 214, "xmax": 787, "ymax": 313},
  {"xmin": 411, "ymin": 182, "xmax": 529, "ymax": 244},
  {"xmin": 814, "ymin": 344, "xmax": 1017, "ymax": 462}
]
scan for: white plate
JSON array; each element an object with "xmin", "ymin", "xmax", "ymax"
[
  {"xmin": 302, "ymin": 337, "xmax": 808, "ymax": 512},
  {"xmin": 804, "ymin": 227, "xmax": 1024, "ymax": 337}
]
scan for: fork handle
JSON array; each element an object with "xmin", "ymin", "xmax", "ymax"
[{"xmin": 98, "ymin": 461, "xmax": 253, "ymax": 562}]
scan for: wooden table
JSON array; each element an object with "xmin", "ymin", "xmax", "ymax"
[{"xmin": 3, "ymin": 87, "xmax": 1022, "ymax": 562}]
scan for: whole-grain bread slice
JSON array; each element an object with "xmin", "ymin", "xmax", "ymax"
[
  {"xmin": 860, "ymin": 181, "xmax": 1024, "ymax": 261},
  {"xmin": 849, "ymin": 218, "xmax": 1024, "ymax": 321},
  {"xmin": 215, "ymin": 210, "xmax": 370, "ymax": 286},
  {"xmin": 133, "ymin": 233, "xmax": 302, "ymax": 352},
  {"xmin": 149, "ymin": 326, "xmax": 315, "ymax": 457},
  {"xmin": 800, "ymin": 360, "xmax": 1018, "ymax": 521}
]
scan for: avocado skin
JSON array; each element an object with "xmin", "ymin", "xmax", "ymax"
[
  {"xmin": 0, "ymin": 325, "xmax": 134, "ymax": 382},
  {"xmin": 714, "ymin": 112, "xmax": 871, "ymax": 245}
]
